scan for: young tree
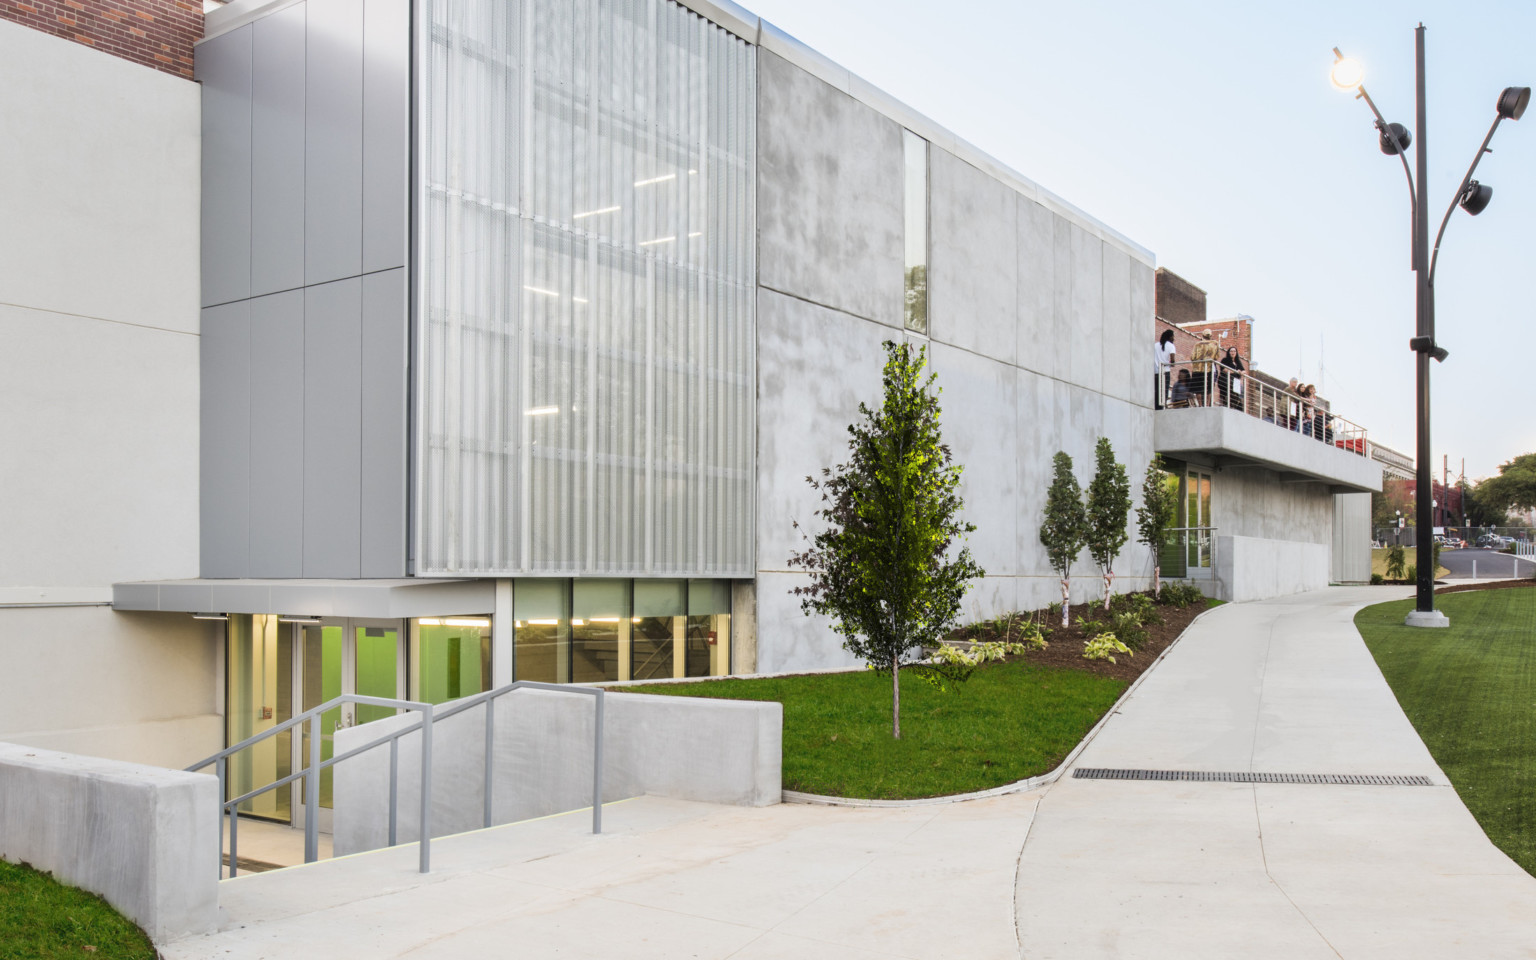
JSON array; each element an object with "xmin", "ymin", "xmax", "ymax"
[
  {"xmin": 1086, "ymin": 438, "xmax": 1131, "ymax": 610},
  {"xmin": 1136, "ymin": 455, "xmax": 1178, "ymax": 595},
  {"xmin": 1040, "ymin": 451, "xmax": 1088, "ymax": 627},
  {"xmin": 788, "ymin": 340, "xmax": 983, "ymax": 739}
]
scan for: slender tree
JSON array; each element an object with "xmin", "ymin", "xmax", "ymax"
[
  {"xmin": 1086, "ymin": 438, "xmax": 1131, "ymax": 611},
  {"xmin": 1136, "ymin": 455, "xmax": 1178, "ymax": 595},
  {"xmin": 789, "ymin": 340, "xmax": 983, "ymax": 739},
  {"xmin": 1040, "ymin": 452, "xmax": 1088, "ymax": 627}
]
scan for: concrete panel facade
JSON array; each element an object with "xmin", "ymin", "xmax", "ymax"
[
  {"xmin": 0, "ymin": 743, "xmax": 219, "ymax": 943},
  {"xmin": 752, "ymin": 52, "xmax": 1159, "ymax": 672},
  {"xmin": 0, "ymin": 22, "xmax": 212, "ymax": 768},
  {"xmin": 333, "ymin": 689, "xmax": 781, "ymax": 855}
]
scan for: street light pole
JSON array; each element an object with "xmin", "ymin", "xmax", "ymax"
[
  {"xmin": 1410, "ymin": 26, "xmax": 1440, "ymax": 623},
  {"xmin": 1331, "ymin": 29, "xmax": 1528, "ymax": 627}
]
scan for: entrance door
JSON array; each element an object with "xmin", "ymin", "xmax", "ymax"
[
  {"xmin": 292, "ymin": 618, "xmax": 404, "ymax": 832},
  {"xmin": 226, "ymin": 614, "xmax": 294, "ymax": 821},
  {"xmin": 1186, "ymin": 469, "xmax": 1213, "ymax": 575}
]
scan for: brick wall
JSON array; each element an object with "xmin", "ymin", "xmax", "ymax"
[
  {"xmin": 1180, "ymin": 317, "xmax": 1253, "ymax": 368},
  {"xmin": 1, "ymin": 0, "xmax": 201, "ymax": 79},
  {"xmin": 1154, "ymin": 268, "xmax": 1207, "ymax": 327}
]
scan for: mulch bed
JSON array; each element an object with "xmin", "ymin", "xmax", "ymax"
[
  {"xmin": 1434, "ymin": 577, "xmax": 1536, "ymax": 597},
  {"xmin": 950, "ymin": 595, "xmax": 1214, "ymax": 684}
]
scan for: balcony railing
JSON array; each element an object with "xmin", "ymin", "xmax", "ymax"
[{"xmin": 1157, "ymin": 361, "xmax": 1368, "ymax": 457}]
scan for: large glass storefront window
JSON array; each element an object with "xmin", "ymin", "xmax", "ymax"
[{"xmin": 411, "ymin": 618, "xmax": 492, "ymax": 704}]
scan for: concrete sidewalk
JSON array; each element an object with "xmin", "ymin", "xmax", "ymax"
[
  {"xmin": 1017, "ymin": 586, "xmax": 1536, "ymax": 958},
  {"xmin": 164, "ymin": 587, "xmax": 1536, "ymax": 959}
]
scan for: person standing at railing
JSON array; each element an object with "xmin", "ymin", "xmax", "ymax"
[
  {"xmin": 1154, "ymin": 330, "xmax": 1177, "ymax": 410},
  {"xmin": 1219, "ymin": 347, "xmax": 1245, "ymax": 410},
  {"xmin": 1286, "ymin": 378, "xmax": 1302, "ymax": 430},
  {"xmin": 1190, "ymin": 332, "xmax": 1220, "ymax": 406}
]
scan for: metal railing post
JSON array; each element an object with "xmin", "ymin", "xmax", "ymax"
[
  {"xmin": 306, "ymin": 713, "xmax": 321, "ymax": 864},
  {"xmin": 388, "ymin": 737, "xmax": 399, "ymax": 847},
  {"xmin": 227, "ymin": 803, "xmax": 238, "ymax": 878},
  {"xmin": 419, "ymin": 708, "xmax": 433, "ymax": 874},
  {"xmin": 592, "ymin": 690, "xmax": 604, "ymax": 835},
  {"xmin": 483, "ymin": 698, "xmax": 495, "ymax": 829},
  {"xmin": 214, "ymin": 756, "xmax": 226, "ymax": 876}
]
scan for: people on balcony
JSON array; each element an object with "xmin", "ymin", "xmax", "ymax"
[
  {"xmin": 1190, "ymin": 332, "xmax": 1220, "ymax": 406},
  {"xmin": 1154, "ymin": 329, "xmax": 1176, "ymax": 410},
  {"xmin": 1219, "ymin": 347, "xmax": 1245, "ymax": 411},
  {"xmin": 1170, "ymin": 368, "xmax": 1194, "ymax": 407}
]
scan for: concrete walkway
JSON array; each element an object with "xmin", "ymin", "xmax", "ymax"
[
  {"xmin": 164, "ymin": 587, "xmax": 1536, "ymax": 959},
  {"xmin": 1017, "ymin": 586, "xmax": 1536, "ymax": 958}
]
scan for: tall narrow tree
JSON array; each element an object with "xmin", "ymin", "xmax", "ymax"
[
  {"xmin": 1040, "ymin": 451, "xmax": 1088, "ymax": 627},
  {"xmin": 789, "ymin": 341, "xmax": 983, "ymax": 739},
  {"xmin": 1086, "ymin": 438, "xmax": 1131, "ymax": 611},
  {"xmin": 1136, "ymin": 455, "xmax": 1179, "ymax": 595}
]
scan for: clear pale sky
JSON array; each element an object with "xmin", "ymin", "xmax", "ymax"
[{"xmin": 744, "ymin": 0, "xmax": 1536, "ymax": 482}]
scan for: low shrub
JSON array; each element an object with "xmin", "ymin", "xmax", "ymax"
[
  {"xmin": 1083, "ymin": 632, "xmax": 1134, "ymax": 664},
  {"xmin": 1158, "ymin": 582, "xmax": 1206, "ymax": 607},
  {"xmin": 1018, "ymin": 619, "xmax": 1050, "ymax": 651},
  {"xmin": 1406, "ymin": 564, "xmax": 1418, "ymax": 583},
  {"xmin": 1370, "ymin": 572, "xmax": 1385, "ymax": 585},
  {"xmin": 1110, "ymin": 610, "xmax": 1149, "ymax": 649},
  {"xmin": 1108, "ymin": 591, "xmax": 1162, "ymax": 626}
]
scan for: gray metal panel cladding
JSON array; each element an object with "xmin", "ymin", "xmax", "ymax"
[
  {"xmin": 305, "ymin": 0, "xmax": 365, "ymax": 286},
  {"xmin": 304, "ymin": 278, "xmax": 364, "ymax": 577},
  {"xmin": 199, "ymin": 27, "xmax": 252, "ymax": 308},
  {"xmin": 362, "ymin": 0, "xmax": 409, "ymax": 274},
  {"xmin": 248, "ymin": 290, "xmax": 306, "ymax": 577},
  {"xmin": 201, "ymin": 302, "xmax": 251, "ymax": 577},
  {"xmin": 415, "ymin": 0, "xmax": 757, "ymax": 578},
  {"xmin": 361, "ymin": 269, "xmax": 409, "ymax": 577},
  {"xmin": 250, "ymin": 3, "xmax": 307, "ymax": 297}
]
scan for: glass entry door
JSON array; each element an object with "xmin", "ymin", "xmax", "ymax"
[
  {"xmin": 1186, "ymin": 469, "xmax": 1213, "ymax": 575},
  {"xmin": 226, "ymin": 614, "xmax": 294, "ymax": 820},
  {"xmin": 296, "ymin": 619, "xmax": 403, "ymax": 822}
]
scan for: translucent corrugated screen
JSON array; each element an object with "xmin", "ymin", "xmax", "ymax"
[{"xmin": 415, "ymin": 0, "xmax": 756, "ymax": 576}]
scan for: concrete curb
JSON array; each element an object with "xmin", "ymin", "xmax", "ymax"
[{"xmin": 782, "ymin": 601, "xmax": 1227, "ymax": 808}]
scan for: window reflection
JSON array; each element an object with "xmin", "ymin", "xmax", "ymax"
[
  {"xmin": 903, "ymin": 129, "xmax": 929, "ymax": 334},
  {"xmin": 413, "ymin": 618, "xmax": 491, "ymax": 704}
]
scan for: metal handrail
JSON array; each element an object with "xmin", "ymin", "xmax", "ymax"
[
  {"xmin": 188, "ymin": 683, "xmax": 607, "ymax": 880},
  {"xmin": 432, "ymin": 681, "xmax": 606, "ymax": 836},
  {"xmin": 188, "ymin": 694, "xmax": 434, "ymax": 878},
  {"xmin": 1157, "ymin": 360, "xmax": 1369, "ymax": 457}
]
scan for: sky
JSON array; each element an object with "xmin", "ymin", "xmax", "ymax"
[{"xmin": 742, "ymin": 0, "xmax": 1536, "ymax": 482}]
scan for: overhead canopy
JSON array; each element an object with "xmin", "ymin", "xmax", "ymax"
[{"xmin": 112, "ymin": 578, "xmax": 495, "ymax": 619}]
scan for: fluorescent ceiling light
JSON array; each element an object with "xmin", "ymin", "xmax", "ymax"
[
  {"xmin": 573, "ymin": 205, "xmax": 621, "ymax": 219},
  {"xmin": 191, "ymin": 612, "xmax": 228, "ymax": 620},
  {"xmin": 527, "ymin": 618, "xmax": 559, "ymax": 626},
  {"xmin": 419, "ymin": 618, "xmax": 442, "ymax": 626},
  {"xmin": 634, "ymin": 173, "xmax": 676, "ymax": 187},
  {"xmin": 525, "ymin": 406, "xmax": 559, "ymax": 416},
  {"xmin": 639, "ymin": 236, "xmax": 676, "ymax": 246},
  {"xmin": 571, "ymin": 618, "xmax": 586, "ymax": 626},
  {"xmin": 443, "ymin": 617, "xmax": 491, "ymax": 628},
  {"xmin": 524, "ymin": 285, "xmax": 559, "ymax": 297},
  {"xmin": 589, "ymin": 617, "xmax": 621, "ymax": 623},
  {"xmin": 277, "ymin": 615, "xmax": 323, "ymax": 624}
]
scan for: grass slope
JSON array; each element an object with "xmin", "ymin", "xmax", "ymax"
[
  {"xmin": 625, "ymin": 661, "xmax": 1126, "ymax": 799},
  {"xmin": 1356, "ymin": 588, "xmax": 1536, "ymax": 875},
  {"xmin": 0, "ymin": 859, "xmax": 156, "ymax": 960}
]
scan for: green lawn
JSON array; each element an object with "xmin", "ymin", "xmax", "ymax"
[
  {"xmin": 0, "ymin": 859, "xmax": 155, "ymax": 960},
  {"xmin": 624, "ymin": 660, "xmax": 1127, "ymax": 799},
  {"xmin": 1356, "ymin": 588, "xmax": 1536, "ymax": 875}
]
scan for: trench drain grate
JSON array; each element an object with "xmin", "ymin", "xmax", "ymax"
[{"xmin": 1072, "ymin": 768, "xmax": 1434, "ymax": 786}]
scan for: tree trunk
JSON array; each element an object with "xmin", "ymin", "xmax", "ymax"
[
  {"xmin": 1153, "ymin": 562, "xmax": 1161, "ymax": 597},
  {"xmin": 1102, "ymin": 570, "xmax": 1115, "ymax": 611},
  {"xmin": 1060, "ymin": 577, "xmax": 1071, "ymax": 628},
  {"xmin": 891, "ymin": 653, "xmax": 901, "ymax": 739}
]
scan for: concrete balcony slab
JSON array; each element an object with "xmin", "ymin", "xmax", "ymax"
[{"xmin": 1154, "ymin": 406, "xmax": 1382, "ymax": 493}]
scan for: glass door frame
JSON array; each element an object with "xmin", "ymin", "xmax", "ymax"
[{"xmin": 1185, "ymin": 468, "xmax": 1214, "ymax": 578}]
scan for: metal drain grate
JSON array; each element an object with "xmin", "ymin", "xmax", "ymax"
[{"xmin": 1073, "ymin": 768, "xmax": 1434, "ymax": 786}]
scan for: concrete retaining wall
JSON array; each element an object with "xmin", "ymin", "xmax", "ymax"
[
  {"xmin": 0, "ymin": 742, "xmax": 218, "ymax": 944},
  {"xmin": 1215, "ymin": 535, "xmax": 1331, "ymax": 602},
  {"xmin": 332, "ymin": 689, "xmax": 781, "ymax": 856}
]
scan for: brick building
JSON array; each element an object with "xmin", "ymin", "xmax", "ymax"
[{"xmin": 0, "ymin": 0, "xmax": 200, "ymax": 78}]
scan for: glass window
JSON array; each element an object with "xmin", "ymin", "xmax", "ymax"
[
  {"xmin": 687, "ymin": 580, "xmax": 731, "ymax": 678},
  {"xmin": 903, "ymin": 130, "xmax": 929, "ymax": 334},
  {"xmin": 412, "ymin": 617, "xmax": 492, "ymax": 705},
  {"xmin": 633, "ymin": 579, "xmax": 685, "ymax": 681},
  {"xmin": 514, "ymin": 580, "xmax": 569, "ymax": 683},
  {"xmin": 572, "ymin": 581, "xmax": 629, "ymax": 684},
  {"xmin": 226, "ymin": 614, "xmax": 293, "ymax": 820}
]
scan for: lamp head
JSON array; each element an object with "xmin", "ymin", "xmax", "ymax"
[
  {"xmin": 1378, "ymin": 121, "xmax": 1412, "ymax": 155},
  {"xmin": 1497, "ymin": 86, "xmax": 1531, "ymax": 120},
  {"xmin": 1330, "ymin": 56, "xmax": 1365, "ymax": 90},
  {"xmin": 1459, "ymin": 180, "xmax": 1493, "ymax": 216}
]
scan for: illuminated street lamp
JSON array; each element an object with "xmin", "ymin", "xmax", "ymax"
[{"xmin": 1331, "ymin": 28, "xmax": 1529, "ymax": 627}]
